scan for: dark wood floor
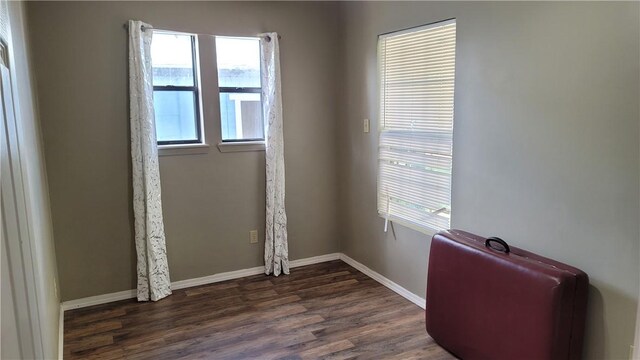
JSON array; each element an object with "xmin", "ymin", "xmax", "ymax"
[{"xmin": 64, "ymin": 260, "xmax": 455, "ymax": 359}]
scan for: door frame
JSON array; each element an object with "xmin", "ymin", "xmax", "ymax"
[{"xmin": 0, "ymin": 38, "xmax": 45, "ymax": 359}]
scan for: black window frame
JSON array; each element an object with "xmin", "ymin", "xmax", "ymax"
[
  {"xmin": 152, "ymin": 33, "xmax": 203, "ymax": 146},
  {"xmin": 216, "ymin": 36, "xmax": 265, "ymax": 143}
]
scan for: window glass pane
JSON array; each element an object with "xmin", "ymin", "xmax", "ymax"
[
  {"xmin": 152, "ymin": 33, "xmax": 194, "ymax": 86},
  {"xmin": 220, "ymin": 92, "xmax": 263, "ymax": 141},
  {"xmin": 153, "ymin": 90, "xmax": 198, "ymax": 142},
  {"xmin": 215, "ymin": 37, "xmax": 261, "ymax": 88}
]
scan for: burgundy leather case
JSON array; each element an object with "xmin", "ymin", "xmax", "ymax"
[{"xmin": 426, "ymin": 230, "xmax": 588, "ymax": 360}]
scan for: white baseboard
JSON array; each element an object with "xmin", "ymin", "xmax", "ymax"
[
  {"xmin": 172, "ymin": 253, "xmax": 341, "ymax": 291},
  {"xmin": 61, "ymin": 289, "xmax": 137, "ymax": 311},
  {"xmin": 171, "ymin": 266, "xmax": 265, "ymax": 291},
  {"xmin": 58, "ymin": 304, "xmax": 64, "ymax": 359},
  {"xmin": 289, "ymin": 252, "xmax": 340, "ymax": 267},
  {"xmin": 61, "ymin": 253, "xmax": 342, "ymax": 311},
  {"xmin": 59, "ymin": 251, "xmax": 423, "ymax": 315},
  {"xmin": 338, "ymin": 253, "xmax": 426, "ymax": 309}
]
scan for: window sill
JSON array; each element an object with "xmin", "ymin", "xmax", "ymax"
[
  {"xmin": 378, "ymin": 212, "xmax": 440, "ymax": 237},
  {"xmin": 158, "ymin": 143, "xmax": 210, "ymax": 156},
  {"xmin": 217, "ymin": 141, "xmax": 265, "ymax": 153}
]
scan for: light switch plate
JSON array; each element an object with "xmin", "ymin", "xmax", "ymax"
[
  {"xmin": 250, "ymin": 230, "xmax": 258, "ymax": 244},
  {"xmin": 363, "ymin": 119, "xmax": 370, "ymax": 133}
]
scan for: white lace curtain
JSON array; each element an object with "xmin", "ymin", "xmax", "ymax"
[
  {"xmin": 128, "ymin": 20, "xmax": 172, "ymax": 301},
  {"xmin": 261, "ymin": 32, "xmax": 289, "ymax": 276}
]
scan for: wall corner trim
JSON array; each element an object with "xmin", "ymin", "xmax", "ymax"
[
  {"xmin": 58, "ymin": 305, "xmax": 64, "ymax": 360},
  {"xmin": 338, "ymin": 253, "xmax": 426, "ymax": 309}
]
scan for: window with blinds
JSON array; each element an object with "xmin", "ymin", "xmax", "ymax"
[{"xmin": 377, "ymin": 19, "xmax": 456, "ymax": 233}]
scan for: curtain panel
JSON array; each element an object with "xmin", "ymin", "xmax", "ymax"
[
  {"xmin": 128, "ymin": 20, "xmax": 172, "ymax": 301},
  {"xmin": 261, "ymin": 32, "xmax": 289, "ymax": 276}
]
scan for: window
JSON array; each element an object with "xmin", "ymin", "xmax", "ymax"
[
  {"xmin": 215, "ymin": 36, "xmax": 264, "ymax": 142},
  {"xmin": 151, "ymin": 31, "xmax": 202, "ymax": 145},
  {"xmin": 377, "ymin": 19, "xmax": 456, "ymax": 233}
]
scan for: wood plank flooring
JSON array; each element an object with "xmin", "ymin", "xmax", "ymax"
[{"xmin": 64, "ymin": 260, "xmax": 455, "ymax": 359}]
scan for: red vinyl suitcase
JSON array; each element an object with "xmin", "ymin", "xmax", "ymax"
[{"xmin": 426, "ymin": 230, "xmax": 588, "ymax": 360}]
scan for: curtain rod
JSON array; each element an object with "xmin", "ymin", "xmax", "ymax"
[
  {"xmin": 122, "ymin": 23, "xmax": 151, "ymax": 32},
  {"xmin": 264, "ymin": 34, "xmax": 281, "ymax": 42},
  {"xmin": 122, "ymin": 23, "xmax": 281, "ymax": 41}
]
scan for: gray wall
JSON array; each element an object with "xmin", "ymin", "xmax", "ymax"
[
  {"xmin": 26, "ymin": 1, "xmax": 341, "ymax": 301},
  {"xmin": 338, "ymin": 2, "xmax": 639, "ymax": 359},
  {"xmin": 4, "ymin": 1, "xmax": 60, "ymax": 357}
]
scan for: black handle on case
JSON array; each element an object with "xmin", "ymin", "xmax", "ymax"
[{"xmin": 485, "ymin": 237, "xmax": 510, "ymax": 254}]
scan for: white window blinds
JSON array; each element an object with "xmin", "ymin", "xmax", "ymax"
[{"xmin": 377, "ymin": 19, "xmax": 456, "ymax": 233}]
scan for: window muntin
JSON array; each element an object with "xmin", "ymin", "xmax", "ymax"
[
  {"xmin": 151, "ymin": 32, "xmax": 202, "ymax": 145},
  {"xmin": 377, "ymin": 19, "xmax": 456, "ymax": 233},
  {"xmin": 215, "ymin": 36, "xmax": 264, "ymax": 142}
]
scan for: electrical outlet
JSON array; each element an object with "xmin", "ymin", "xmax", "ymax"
[
  {"xmin": 363, "ymin": 118, "xmax": 370, "ymax": 133},
  {"xmin": 250, "ymin": 230, "xmax": 258, "ymax": 244}
]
